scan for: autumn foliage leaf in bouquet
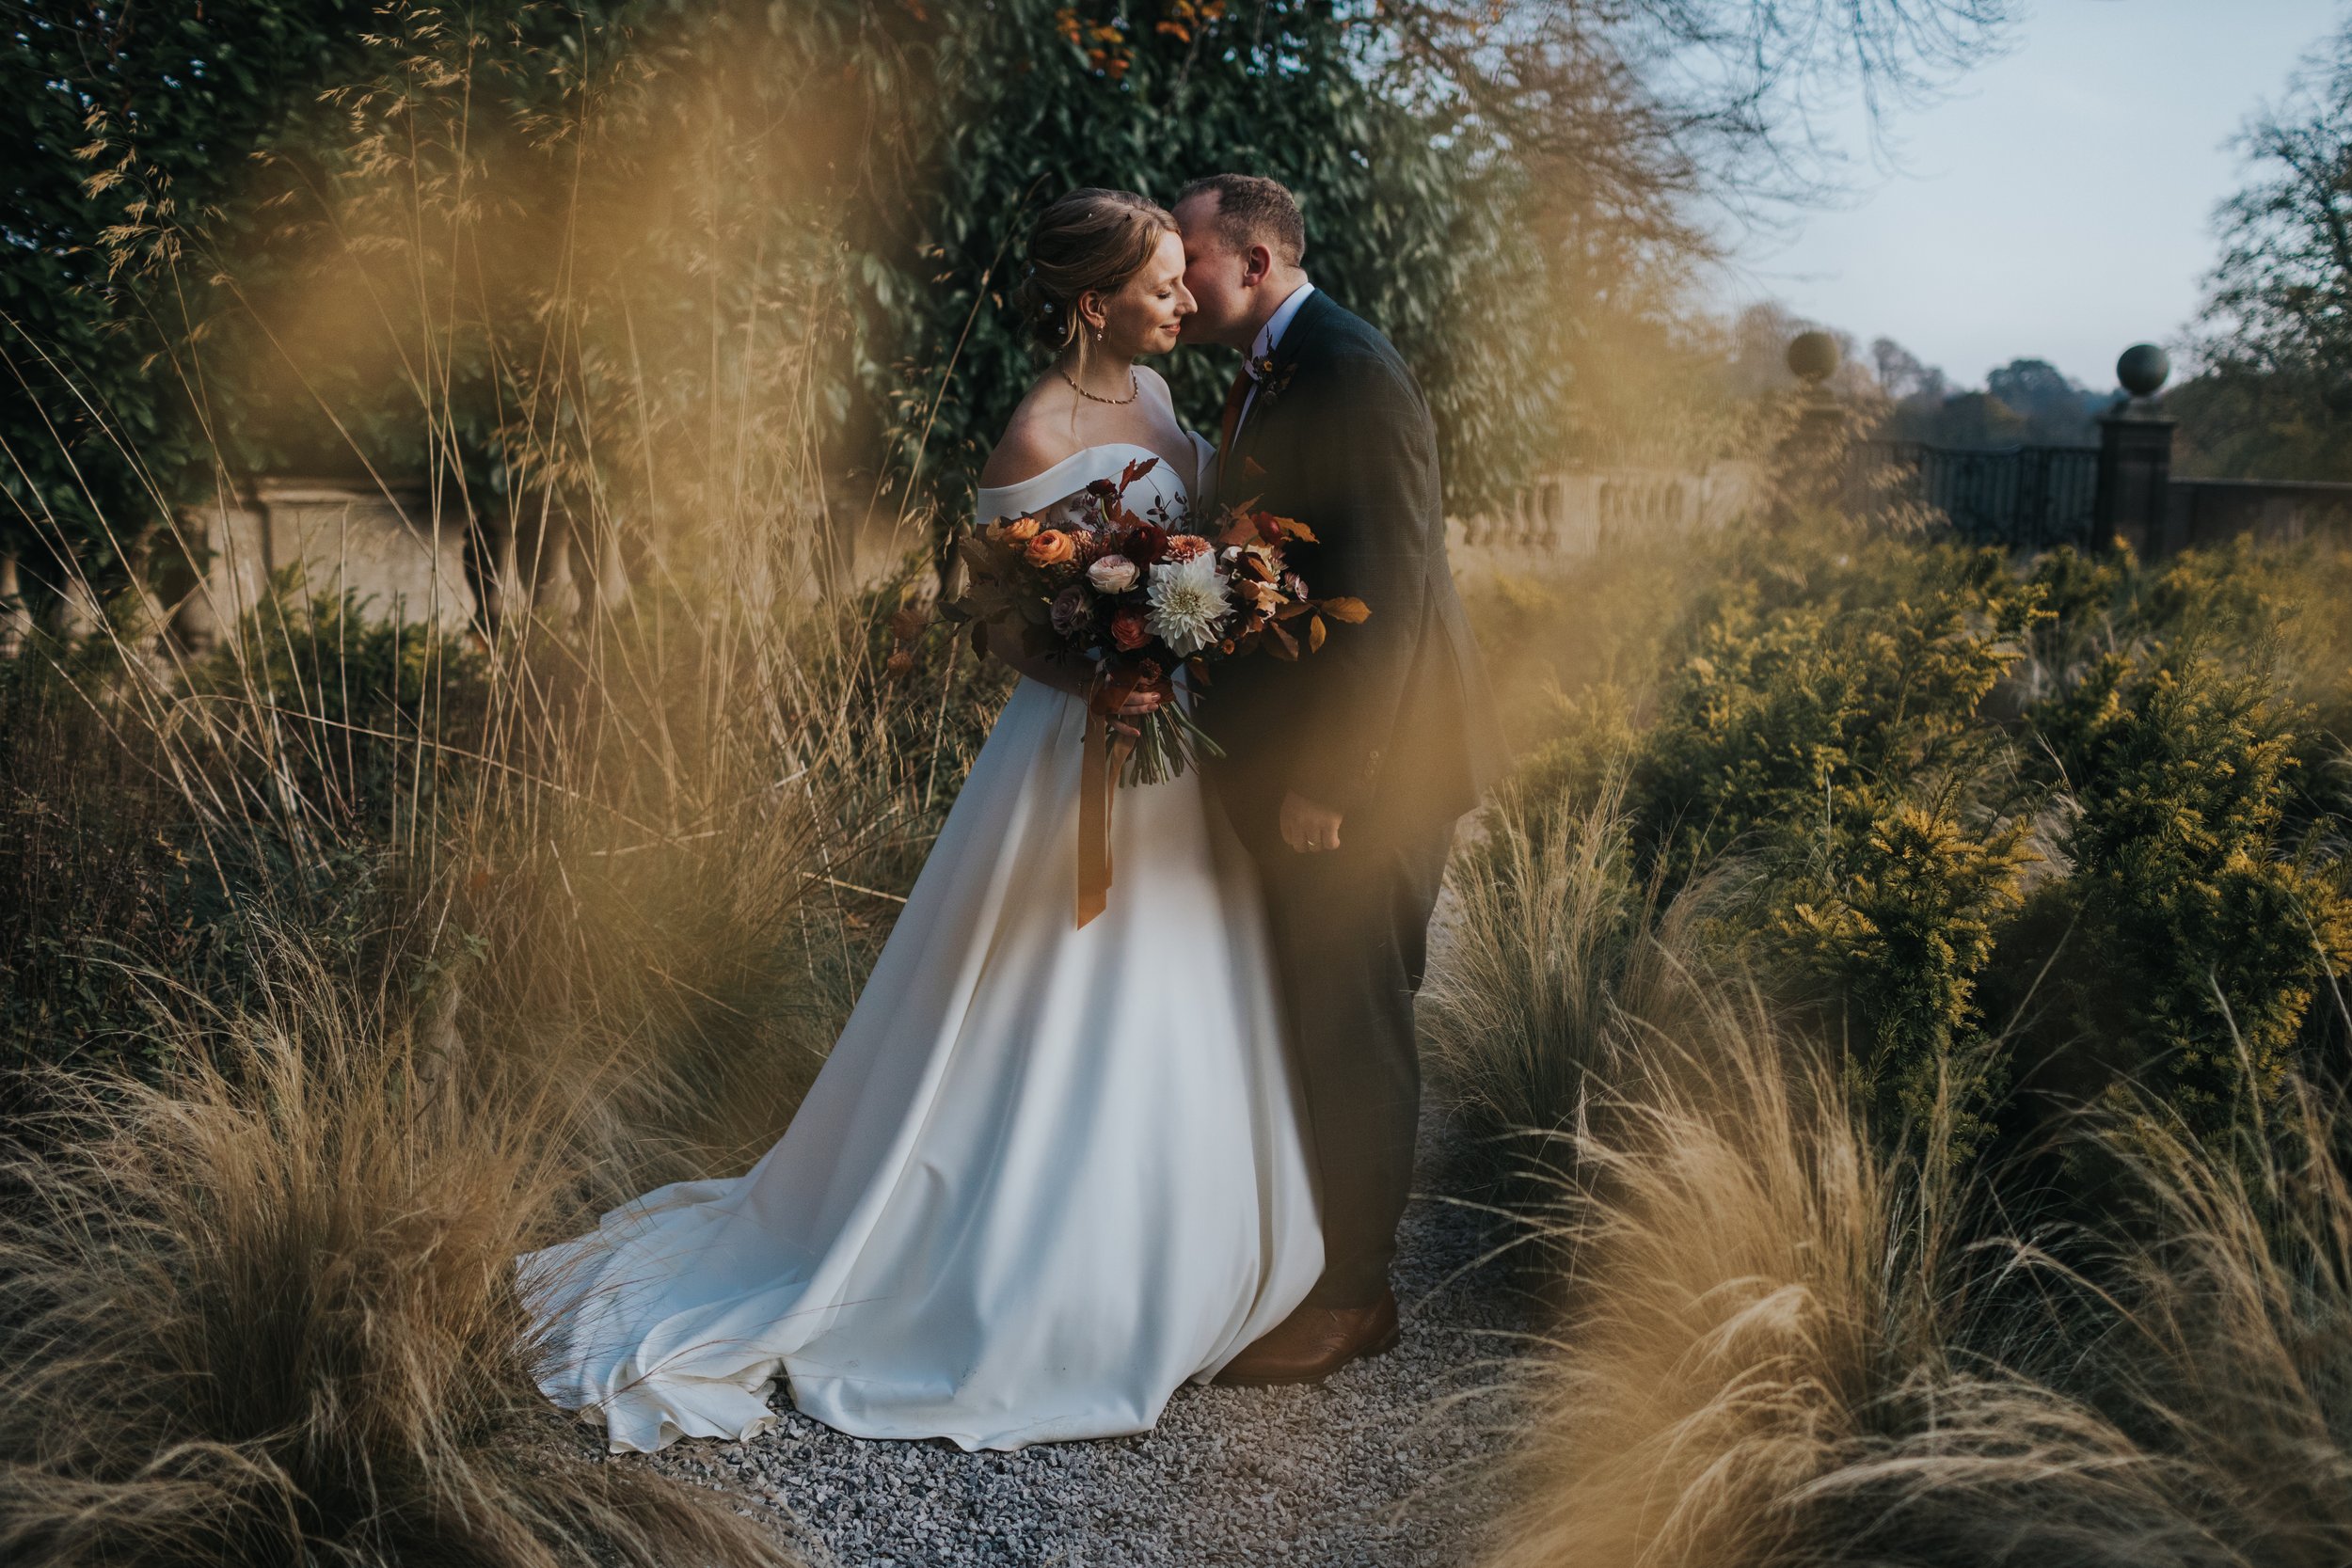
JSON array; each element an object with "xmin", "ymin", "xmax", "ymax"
[
  {"xmin": 935, "ymin": 454, "xmax": 1368, "ymax": 925},
  {"xmin": 939, "ymin": 454, "xmax": 1369, "ymax": 785}
]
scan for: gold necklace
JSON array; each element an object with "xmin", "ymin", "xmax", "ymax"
[{"xmin": 1058, "ymin": 364, "xmax": 1138, "ymax": 405}]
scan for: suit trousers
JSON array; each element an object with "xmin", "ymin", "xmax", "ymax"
[{"xmin": 1243, "ymin": 800, "xmax": 1459, "ymax": 1308}]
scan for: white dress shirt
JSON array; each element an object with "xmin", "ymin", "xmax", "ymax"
[{"xmin": 1236, "ymin": 280, "xmax": 1315, "ymax": 436}]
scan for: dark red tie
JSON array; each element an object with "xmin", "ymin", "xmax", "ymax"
[{"xmin": 1218, "ymin": 362, "xmax": 1253, "ymax": 454}]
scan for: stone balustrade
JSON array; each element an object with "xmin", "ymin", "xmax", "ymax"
[
  {"xmin": 0, "ymin": 461, "xmax": 1763, "ymax": 659},
  {"xmin": 1446, "ymin": 462, "xmax": 1764, "ymax": 586}
]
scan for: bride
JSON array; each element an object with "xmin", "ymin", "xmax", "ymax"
[{"xmin": 515, "ymin": 187, "xmax": 1325, "ymax": 1454}]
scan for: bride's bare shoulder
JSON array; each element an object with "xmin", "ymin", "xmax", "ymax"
[{"xmin": 979, "ymin": 377, "xmax": 1078, "ymax": 489}]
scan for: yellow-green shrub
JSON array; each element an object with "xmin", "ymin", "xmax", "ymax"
[{"xmin": 2012, "ymin": 647, "xmax": 2352, "ymax": 1141}]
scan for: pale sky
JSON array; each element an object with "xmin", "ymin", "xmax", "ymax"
[{"xmin": 1718, "ymin": 0, "xmax": 2343, "ymax": 393}]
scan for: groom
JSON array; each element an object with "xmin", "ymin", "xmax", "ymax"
[{"xmin": 1173, "ymin": 174, "xmax": 1505, "ymax": 1382}]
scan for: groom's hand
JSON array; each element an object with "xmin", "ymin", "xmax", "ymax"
[{"xmin": 1279, "ymin": 790, "xmax": 1343, "ymax": 854}]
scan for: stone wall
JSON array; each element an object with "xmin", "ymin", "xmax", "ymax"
[
  {"xmin": 172, "ymin": 478, "xmax": 477, "ymax": 647},
  {"xmin": 2151, "ymin": 477, "xmax": 2352, "ymax": 557}
]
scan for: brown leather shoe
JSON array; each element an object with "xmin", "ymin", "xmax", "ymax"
[{"xmin": 1211, "ymin": 1288, "xmax": 1400, "ymax": 1386}]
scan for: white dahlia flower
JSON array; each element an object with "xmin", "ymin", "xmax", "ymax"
[{"xmin": 1144, "ymin": 552, "xmax": 1232, "ymax": 656}]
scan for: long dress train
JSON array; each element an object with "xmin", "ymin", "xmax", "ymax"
[{"xmin": 514, "ymin": 435, "xmax": 1324, "ymax": 1453}]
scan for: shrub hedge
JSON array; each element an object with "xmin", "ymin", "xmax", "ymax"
[{"xmin": 1468, "ymin": 521, "xmax": 2352, "ymax": 1172}]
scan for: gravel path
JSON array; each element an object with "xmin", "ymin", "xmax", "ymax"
[{"xmin": 609, "ymin": 1098, "xmax": 1536, "ymax": 1567}]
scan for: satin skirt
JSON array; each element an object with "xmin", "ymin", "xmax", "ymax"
[{"xmin": 516, "ymin": 675, "xmax": 1324, "ymax": 1453}]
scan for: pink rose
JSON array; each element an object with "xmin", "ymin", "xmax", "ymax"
[{"xmin": 1087, "ymin": 554, "xmax": 1140, "ymax": 593}]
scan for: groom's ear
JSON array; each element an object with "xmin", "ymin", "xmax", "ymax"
[{"xmin": 1243, "ymin": 241, "xmax": 1276, "ymax": 287}]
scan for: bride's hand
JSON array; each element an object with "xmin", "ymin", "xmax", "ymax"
[{"xmin": 1114, "ymin": 686, "xmax": 1163, "ymax": 717}]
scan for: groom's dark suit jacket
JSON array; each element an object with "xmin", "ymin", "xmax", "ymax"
[{"xmin": 1200, "ymin": 290, "xmax": 1504, "ymax": 845}]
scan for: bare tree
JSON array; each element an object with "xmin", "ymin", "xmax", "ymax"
[
  {"xmin": 1380, "ymin": 0, "xmax": 2021, "ymax": 228},
  {"xmin": 1870, "ymin": 336, "xmax": 1944, "ymax": 402},
  {"xmin": 1363, "ymin": 0, "xmax": 2013, "ymax": 462},
  {"xmin": 2180, "ymin": 12, "xmax": 2352, "ymax": 479}
]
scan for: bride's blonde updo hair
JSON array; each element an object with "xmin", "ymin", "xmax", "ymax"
[{"xmin": 1009, "ymin": 186, "xmax": 1178, "ymax": 357}]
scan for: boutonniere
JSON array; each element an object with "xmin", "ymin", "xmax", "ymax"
[{"xmin": 1249, "ymin": 354, "xmax": 1299, "ymax": 411}]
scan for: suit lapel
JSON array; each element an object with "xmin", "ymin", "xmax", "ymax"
[{"xmin": 1221, "ymin": 290, "xmax": 1334, "ymax": 507}]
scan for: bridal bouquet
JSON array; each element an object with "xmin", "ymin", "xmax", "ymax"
[{"xmin": 940, "ymin": 454, "xmax": 1367, "ymax": 923}]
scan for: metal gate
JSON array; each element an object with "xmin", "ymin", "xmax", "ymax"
[{"xmin": 1860, "ymin": 441, "xmax": 2103, "ymax": 551}]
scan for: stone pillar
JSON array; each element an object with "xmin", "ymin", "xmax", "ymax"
[
  {"xmin": 470, "ymin": 512, "xmax": 518, "ymax": 635},
  {"xmin": 1774, "ymin": 330, "xmax": 1849, "ymax": 523},
  {"xmin": 53, "ymin": 577, "xmax": 104, "ymax": 642},
  {"xmin": 595, "ymin": 522, "xmax": 630, "ymax": 611},
  {"xmin": 170, "ymin": 511, "xmax": 222, "ymax": 653},
  {"xmin": 0, "ymin": 553, "xmax": 29, "ymax": 657},
  {"xmin": 536, "ymin": 527, "xmax": 581, "ymax": 624},
  {"xmin": 2095, "ymin": 343, "xmax": 2174, "ymax": 556}
]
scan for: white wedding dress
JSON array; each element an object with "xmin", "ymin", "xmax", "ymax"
[{"xmin": 516, "ymin": 436, "xmax": 1324, "ymax": 1454}]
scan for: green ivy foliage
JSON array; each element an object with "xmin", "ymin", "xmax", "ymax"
[
  {"xmin": 848, "ymin": 0, "xmax": 1564, "ymax": 531},
  {"xmin": 5, "ymin": 0, "xmax": 1567, "ymax": 599},
  {"xmin": 0, "ymin": 1, "xmax": 381, "ymax": 574}
]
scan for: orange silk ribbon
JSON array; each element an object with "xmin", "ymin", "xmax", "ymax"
[{"xmin": 1075, "ymin": 672, "xmax": 1152, "ymax": 927}]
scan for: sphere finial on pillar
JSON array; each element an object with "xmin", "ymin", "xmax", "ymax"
[
  {"xmin": 2117, "ymin": 343, "xmax": 2170, "ymax": 399},
  {"xmin": 1787, "ymin": 330, "xmax": 1840, "ymax": 386}
]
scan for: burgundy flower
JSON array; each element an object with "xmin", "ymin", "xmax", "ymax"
[
  {"xmin": 1109, "ymin": 607, "xmax": 1151, "ymax": 652},
  {"xmin": 1050, "ymin": 584, "xmax": 1094, "ymax": 636}
]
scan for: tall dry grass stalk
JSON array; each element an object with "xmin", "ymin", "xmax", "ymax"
[
  {"xmin": 1482, "ymin": 987, "xmax": 1941, "ymax": 1568},
  {"xmin": 1484, "ymin": 990, "xmax": 2169, "ymax": 1568},
  {"xmin": 2084, "ymin": 1075, "xmax": 2352, "ymax": 1567},
  {"xmin": 0, "ymin": 12, "xmax": 986, "ymax": 1562},
  {"xmin": 1479, "ymin": 973, "xmax": 2352, "ymax": 1568},
  {"xmin": 1422, "ymin": 770, "xmax": 1708, "ymax": 1213},
  {"xmin": 0, "ymin": 937, "xmax": 795, "ymax": 1566}
]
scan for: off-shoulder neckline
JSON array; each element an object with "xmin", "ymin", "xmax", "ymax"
[{"xmin": 973, "ymin": 440, "xmax": 1193, "ymax": 499}]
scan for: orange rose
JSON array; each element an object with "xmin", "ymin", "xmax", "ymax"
[
  {"xmin": 999, "ymin": 514, "xmax": 1041, "ymax": 542},
  {"xmin": 1025, "ymin": 529, "xmax": 1076, "ymax": 566}
]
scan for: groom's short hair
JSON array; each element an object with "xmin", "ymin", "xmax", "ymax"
[{"xmin": 1176, "ymin": 174, "xmax": 1306, "ymax": 268}]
